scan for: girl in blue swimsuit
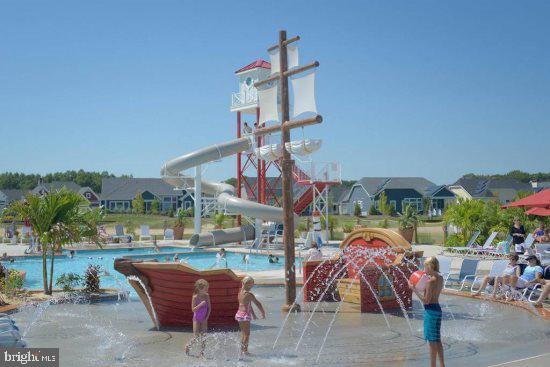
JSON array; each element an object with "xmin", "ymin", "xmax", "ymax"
[{"xmin": 409, "ymin": 256, "xmax": 446, "ymax": 367}]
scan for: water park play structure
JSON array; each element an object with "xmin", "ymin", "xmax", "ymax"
[{"xmin": 113, "ymin": 228, "xmax": 421, "ymax": 329}]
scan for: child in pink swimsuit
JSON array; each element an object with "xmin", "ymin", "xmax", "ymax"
[
  {"xmin": 185, "ymin": 279, "xmax": 210, "ymax": 357},
  {"xmin": 235, "ymin": 276, "xmax": 266, "ymax": 356}
]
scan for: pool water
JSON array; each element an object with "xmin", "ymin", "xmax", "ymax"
[{"xmin": 2, "ymin": 247, "xmax": 283, "ymax": 290}]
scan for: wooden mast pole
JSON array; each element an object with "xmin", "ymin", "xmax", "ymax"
[
  {"xmin": 254, "ymin": 30, "xmax": 321, "ymax": 312},
  {"xmin": 278, "ymin": 30, "xmax": 299, "ymax": 312}
]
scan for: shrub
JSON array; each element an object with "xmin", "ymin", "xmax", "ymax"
[
  {"xmin": 399, "ymin": 204, "xmax": 418, "ymax": 230},
  {"xmin": 214, "ymin": 212, "xmax": 226, "ymax": 229},
  {"xmin": 84, "ymin": 264, "xmax": 101, "ymax": 293},
  {"xmin": 368, "ymin": 204, "xmax": 378, "ymax": 216},
  {"xmin": 56, "ymin": 272, "xmax": 82, "ymax": 292},
  {"xmin": 379, "ymin": 218, "xmax": 389, "ymax": 228},
  {"xmin": 353, "ymin": 202, "xmax": 361, "ymax": 217},
  {"xmin": 0, "ymin": 271, "xmax": 24, "ymax": 296},
  {"xmin": 167, "ymin": 208, "xmax": 174, "ymax": 218},
  {"xmin": 297, "ymin": 222, "xmax": 307, "ymax": 232},
  {"xmin": 444, "ymin": 234, "xmax": 463, "ymax": 248},
  {"xmin": 342, "ymin": 223, "xmax": 354, "ymax": 233},
  {"xmin": 151, "ymin": 199, "xmax": 160, "ymax": 215}
]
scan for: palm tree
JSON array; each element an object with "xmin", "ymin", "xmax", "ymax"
[{"xmin": 10, "ymin": 189, "xmax": 102, "ymax": 294}]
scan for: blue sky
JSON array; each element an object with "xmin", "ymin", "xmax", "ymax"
[{"xmin": 1, "ymin": 0, "xmax": 549, "ymax": 185}]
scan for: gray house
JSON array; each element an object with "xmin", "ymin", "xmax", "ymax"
[
  {"xmin": 0, "ymin": 189, "xmax": 26, "ymax": 210},
  {"xmin": 448, "ymin": 178, "xmax": 532, "ymax": 204},
  {"xmin": 32, "ymin": 181, "xmax": 100, "ymax": 207},
  {"xmin": 100, "ymin": 178, "xmax": 193, "ymax": 213},
  {"xmin": 339, "ymin": 177, "xmax": 455, "ymax": 215}
]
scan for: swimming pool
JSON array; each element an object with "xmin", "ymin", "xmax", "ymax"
[{"xmin": 2, "ymin": 247, "xmax": 284, "ymax": 290}]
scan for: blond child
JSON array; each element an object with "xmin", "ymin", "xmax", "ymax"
[
  {"xmin": 185, "ymin": 279, "xmax": 210, "ymax": 357},
  {"xmin": 235, "ymin": 276, "xmax": 265, "ymax": 356}
]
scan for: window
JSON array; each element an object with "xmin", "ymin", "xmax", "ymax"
[
  {"xmin": 402, "ymin": 198, "xmax": 422, "ymax": 213},
  {"xmin": 377, "ymin": 275, "xmax": 396, "ymax": 301},
  {"xmin": 389, "ymin": 200, "xmax": 397, "ymax": 210}
]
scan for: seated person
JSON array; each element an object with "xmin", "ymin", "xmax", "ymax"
[
  {"xmin": 533, "ymin": 278, "xmax": 550, "ymax": 308},
  {"xmin": 173, "ymin": 254, "xmax": 180, "ymax": 262},
  {"xmin": 305, "ymin": 243, "xmax": 323, "ymax": 262},
  {"xmin": 473, "ymin": 254, "xmax": 520, "ymax": 298},
  {"xmin": 0, "ymin": 252, "xmax": 9, "ymax": 261},
  {"xmin": 509, "ymin": 255, "xmax": 545, "ymax": 299},
  {"xmin": 533, "ymin": 224, "xmax": 549, "ymax": 243}
]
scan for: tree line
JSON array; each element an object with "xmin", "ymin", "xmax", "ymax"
[
  {"xmin": 461, "ymin": 170, "xmax": 550, "ymax": 183},
  {"xmin": 0, "ymin": 170, "xmax": 132, "ymax": 193}
]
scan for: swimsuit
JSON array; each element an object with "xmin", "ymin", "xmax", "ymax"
[
  {"xmin": 193, "ymin": 300, "xmax": 208, "ymax": 322},
  {"xmin": 423, "ymin": 303, "xmax": 442, "ymax": 342},
  {"xmin": 235, "ymin": 292, "xmax": 255, "ymax": 322}
]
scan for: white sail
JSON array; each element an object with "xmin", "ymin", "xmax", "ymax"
[
  {"xmin": 285, "ymin": 139, "xmax": 322, "ymax": 156},
  {"xmin": 292, "ymin": 72, "xmax": 317, "ymax": 117},
  {"xmin": 258, "ymin": 84, "xmax": 279, "ymax": 124}
]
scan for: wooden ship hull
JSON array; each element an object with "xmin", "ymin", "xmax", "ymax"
[{"xmin": 114, "ymin": 259, "xmax": 243, "ymax": 328}]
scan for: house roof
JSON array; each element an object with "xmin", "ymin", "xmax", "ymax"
[
  {"xmin": 235, "ymin": 59, "xmax": 271, "ymax": 74},
  {"xmin": 342, "ymin": 177, "xmax": 441, "ymax": 202},
  {"xmin": 46, "ymin": 181, "xmax": 82, "ymax": 192},
  {"xmin": 452, "ymin": 178, "xmax": 531, "ymax": 198},
  {"xmin": 241, "ymin": 176, "xmax": 283, "ymax": 197},
  {"xmin": 100, "ymin": 178, "xmax": 184, "ymax": 201},
  {"xmin": 329, "ymin": 185, "xmax": 350, "ymax": 203},
  {"xmin": 1, "ymin": 189, "xmax": 26, "ymax": 203}
]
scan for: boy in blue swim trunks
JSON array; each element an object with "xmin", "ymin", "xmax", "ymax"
[{"xmin": 409, "ymin": 256, "xmax": 446, "ymax": 367}]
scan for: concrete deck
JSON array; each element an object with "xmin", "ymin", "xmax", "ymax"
[{"xmin": 12, "ymin": 287, "xmax": 550, "ymax": 367}]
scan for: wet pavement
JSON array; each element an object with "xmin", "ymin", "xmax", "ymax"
[{"xmin": 12, "ymin": 286, "xmax": 550, "ymax": 367}]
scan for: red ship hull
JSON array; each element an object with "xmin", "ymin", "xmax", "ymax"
[{"xmin": 114, "ymin": 259, "xmax": 243, "ymax": 328}]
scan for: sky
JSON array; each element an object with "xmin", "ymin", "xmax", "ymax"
[{"xmin": 1, "ymin": 0, "xmax": 549, "ymax": 185}]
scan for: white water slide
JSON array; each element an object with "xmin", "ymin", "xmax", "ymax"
[{"xmin": 161, "ymin": 134, "xmax": 319, "ymax": 247}]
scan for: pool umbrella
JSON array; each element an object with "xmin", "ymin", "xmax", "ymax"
[
  {"xmin": 525, "ymin": 207, "xmax": 550, "ymax": 216},
  {"xmin": 502, "ymin": 189, "xmax": 550, "ymax": 209}
]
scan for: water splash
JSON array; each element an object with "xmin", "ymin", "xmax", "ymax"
[{"xmin": 126, "ymin": 275, "xmax": 159, "ymax": 330}]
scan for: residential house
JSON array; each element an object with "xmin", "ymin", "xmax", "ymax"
[
  {"xmin": 530, "ymin": 179, "xmax": 550, "ymax": 192},
  {"xmin": 0, "ymin": 189, "xmax": 26, "ymax": 210},
  {"xmin": 100, "ymin": 178, "xmax": 193, "ymax": 213},
  {"xmin": 339, "ymin": 177, "xmax": 455, "ymax": 215},
  {"xmin": 31, "ymin": 181, "xmax": 101, "ymax": 207},
  {"xmin": 449, "ymin": 178, "xmax": 532, "ymax": 204}
]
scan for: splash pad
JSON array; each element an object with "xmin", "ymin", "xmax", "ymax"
[{"xmin": 303, "ymin": 228, "xmax": 422, "ymax": 313}]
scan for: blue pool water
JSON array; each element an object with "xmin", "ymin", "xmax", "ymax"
[{"xmin": 1, "ymin": 247, "xmax": 283, "ymax": 290}]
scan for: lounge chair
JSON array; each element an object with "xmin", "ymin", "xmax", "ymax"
[
  {"xmin": 469, "ymin": 259, "xmax": 508, "ymax": 294},
  {"xmin": 447, "ymin": 231, "xmax": 481, "ymax": 255},
  {"xmin": 468, "ymin": 232, "xmax": 499, "ymax": 257},
  {"xmin": 444, "ymin": 258, "xmax": 479, "ymax": 290},
  {"xmin": 164, "ymin": 229, "xmax": 174, "ymax": 241},
  {"xmin": 518, "ymin": 234, "xmax": 536, "ymax": 257},
  {"xmin": 112, "ymin": 225, "xmax": 132, "ymax": 243},
  {"xmin": 139, "ymin": 225, "xmax": 152, "ymax": 241},
  {"xmin": 436, "ymin": 256, "xmax": 453, "ymax": 280},
  {"xmin": 534, "ymin": 243, "xmax": 550, "ymax": 266},
  {"xmin": 0, "ymin": 314, "xmax": 25, "ymax": 347}
]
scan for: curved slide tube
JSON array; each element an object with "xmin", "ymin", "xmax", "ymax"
[{"xmin": 162, "ymin": 135, "xmax": 296, "ymax": 247}]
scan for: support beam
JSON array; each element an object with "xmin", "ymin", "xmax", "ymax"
[
  {"xmin": 254, "ymin": 61, "xmax": 319, "ymax": 88},
  {"xmin": 194, "ymin": 165, "xmax": 202, "ymax": 235}
]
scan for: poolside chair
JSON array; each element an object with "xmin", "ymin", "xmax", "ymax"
[
  {"xmin": 436, "ymin": 256, "xmax": 453, "ymax": 280},
  {"xmin": 164, "ymin": 229, "xmax": 174, "ymax": 241},
  {"xmin": 534, "ymin": 243, "xmax": 550, "ymax": 266},
  {"xmin": 518, "ymin": 234, "xmax": 536, "ymax": 256},
  {"xmin": 111, "ymin": 225, "xmax": 132, "ymax": 243},
  {"xmin": 469, "ymin": 259, "xmax": 508, "ymax": 294},
  {"xmin": 139, "ymin": 225, "xmax": 152, "ymax": 241},
  {"xmin": 468, "ymin": 232, "xmax": 499, "ymax": 257},
  {"xmin": 444, "ymin": 258, "xmax": 479, "ymax": 290},
  {"xmin": 447, "ymin": 231, "xmax": 481, "ymax": 255},
  {"xmin": 0, "ymin": 314, "xmax": 25, "ymax": 347}
]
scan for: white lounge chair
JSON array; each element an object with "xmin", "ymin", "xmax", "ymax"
[
  {"xmin": 139, "ymin": 225, "xmax": 152, "ymax": 241},
  {"xmin": 164, "ymin": 229, "xmax": 174, "ymax": 241},
  {"xmin": 468, "ymin": 232, "xmax": 499, "ymax": 257},
  {"xmin": 469, "ymin": 259, "xmax": 508, "ymax": 294},
  {"xmin": 447, "ymin": 231, "xmax": 480, "ymax": 255}
]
